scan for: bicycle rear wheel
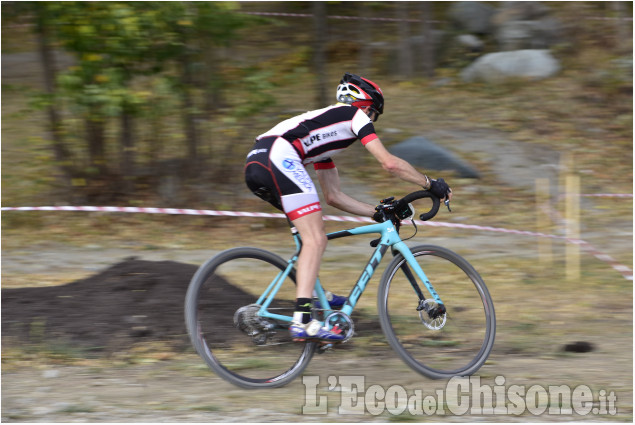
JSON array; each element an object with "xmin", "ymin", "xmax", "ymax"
[
  {"xmin": 184, "ymin": 247, "xmax": 316, "ymax": 388},
  {"xmin": 378, "ymin": 245, "xmax": 495, "ymax": 379}
]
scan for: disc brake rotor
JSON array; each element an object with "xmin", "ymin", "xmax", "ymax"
[{"xmin": 418, "ymin": 299, "xmax": 447, "ymax": 330}]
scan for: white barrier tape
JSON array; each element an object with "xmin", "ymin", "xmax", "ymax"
[
  {"xmin": 580, "ymin": 193, "xmax": 633, "ymax": 198},
  {"xmin": 1, "ymin": 206, "xmax": 288, "ymax": 218},
  {"xmin": 539, "ymin": 200, "xmax": 633, "ymax": 281},
  {"xmin": 2, "ymin": 205, "xmax": 632, "ymax": 280},
  {"xmin": 413, "ymin": 218, "xmax": 632, "ymax": 281},
  {"xmin": 557, "ymin": 193, "xmax": 633, "ymax": 199}
]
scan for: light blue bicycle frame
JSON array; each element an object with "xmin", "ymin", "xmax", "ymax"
[{"xmin": 256, "ymin": 219, "xmax": 444, "ymax": 326}]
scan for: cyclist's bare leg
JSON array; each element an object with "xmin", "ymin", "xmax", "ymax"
[
  {"xmin": 286, "ymin": 210, "xmax": 351, "ymax": 342},
  {"xmin": 291, "ymin": 211, "xmax": 327, "ymax": 299}
]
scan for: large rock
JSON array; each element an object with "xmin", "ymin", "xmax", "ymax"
[
  {"xmin": 461, "ymin": 49, "xmax": 560, "ymax": 83},
  {"xmin": 492, "ymin": 2, "xmax": 562, "ymax": 50},
  {"xmin": 447, "ymin": 2, "xmax": 563, "ymax": 58},
  {"xmin": 494, "ymin": 18, "xmax": 562, "ymax": 51},
  {"xmin": 492, "ymin": 1, "xmax": 551, "ymax": 24},
  {"xmin": 448, "ymin": 1, "xmax": 496, "ymax": 34},
  {"xmin": 456, "ymin": 34, "xmax": 485, "ymax": 52},
  {"xmin": 388, "ymin": 137, "xmax": 480, "ymax": 178}
]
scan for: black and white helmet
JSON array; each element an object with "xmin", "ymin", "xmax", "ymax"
[{"xmin": 336, "ymin": 72, "xmax": 384, "ymax": 121}]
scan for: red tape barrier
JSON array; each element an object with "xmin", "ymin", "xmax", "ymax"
[{"xmin": 2, "ymin": 204, "xmax": 632, "ymax": 281}]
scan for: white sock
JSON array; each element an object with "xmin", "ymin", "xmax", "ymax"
[{"xmin": 292, "ymin": 311, "xmax": 305, "ymax": 324}]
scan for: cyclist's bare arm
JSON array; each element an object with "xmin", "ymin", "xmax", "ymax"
[
  {"xmin": 364, "ymin": 138, "xmax": 452, "ymax": 200},
  {"xmin": 316, "ymin": 167, "xmax": 376, "ymax": 217}
]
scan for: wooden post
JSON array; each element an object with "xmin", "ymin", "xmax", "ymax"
[
  {"xmin": 559, "ymin": 152, "xmax": 573, "ymax": 194},
  {"xmin": 565, "ymin": 175, "xmax": 580, "ymax": 281},
  {"xmin": 535, "ymin": 178, "xmax": 552, "ymax": 265}
]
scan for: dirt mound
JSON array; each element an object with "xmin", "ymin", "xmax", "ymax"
[
  {"xmin": 1, "ymin": 258, "xmax": 254, "ymax": 353},
  {"xmin": 2, "ymin": 258, "xmax": 381, "ymax": 355}
]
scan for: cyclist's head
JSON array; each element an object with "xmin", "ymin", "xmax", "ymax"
[{"xmin": 336, "ymin": 72, "xmax": 384, "ymax": 122}]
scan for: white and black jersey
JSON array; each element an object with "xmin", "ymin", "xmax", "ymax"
[
  {"xmin": 257, "ymin": 103, "xmax": 378, "ymax": 169},
  {"xmin": 245, "ymin": 103, "xmax": 378, "ymax": 221}
]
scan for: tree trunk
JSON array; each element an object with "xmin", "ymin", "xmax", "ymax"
[
  {"xmin": 120, "ymin": 109, "xmax": 135, "ymax": 194},
  {"xmin": 397, "ymin": 3, "xmax": 413, "ymax": 79},
  {"xmin": 357, "ymin": 2, "xmax": 372, "ymax": 75},
  {"xmin": 611, "ymin": 1, "xmax": 629, "ymax": 52},
  {"xmin": 34, "ymin": 5, "xmax": 73, "ymax": 186},
  {"xmin": 86, "ymin": 113, "xmax": 106, "ymax": 173},
  {"xmin": 181, "ymin": 55, "xmax": 199, "ymax": 174},
  {"xmin": 203, "ymin": 46, "xmax": 225, "ymax": 113},
  {"xmin": 420, "ymin": 2, "xmax": 435, "ymax": 78},
  {"xmin": 313, "ymin": 1, "xmax": 328, "ymax": 107}
]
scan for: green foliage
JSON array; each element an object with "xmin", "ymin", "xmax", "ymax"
[
  {"xmin": 231, "ymin": 69, "xmax": 277, "ymax": 118},
  {"xmin": 17, "ymin": 1, "xmax": 271, "ymax": 201}
]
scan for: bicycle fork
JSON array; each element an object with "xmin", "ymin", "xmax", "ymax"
[{"xmin": 391, "ymin": 243, "xmax": 447, "ymax": 319}]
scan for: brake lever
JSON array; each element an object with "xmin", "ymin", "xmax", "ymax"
[{"xmin": 444, "ymin": 199, "xmax": 452, "ymax": 212}]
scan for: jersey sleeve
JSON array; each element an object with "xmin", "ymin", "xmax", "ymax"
[
  {"xmin": 313, "ymin": 158, "xmax": 336, "ymax": 170},
  {"xmin": 351, "ymin": 108, "xmax": 378, "ymax": 145}
]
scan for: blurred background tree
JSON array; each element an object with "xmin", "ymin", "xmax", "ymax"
[{"xmin": 11, "ymin": 1, "xmax": 253, "ymax": 202}]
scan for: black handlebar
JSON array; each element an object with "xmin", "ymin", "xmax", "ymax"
[
  {"xmin": 369, "ymin": 190, "xmax": 444, "ymax": 247},
  {"xmin": 399, "ymin": 190, "xmax": 441, "ymax": 221}
]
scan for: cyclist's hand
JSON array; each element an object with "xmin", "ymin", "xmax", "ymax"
[
  {"xmin": 429, "ymin": 178, "xmax": 452, "ymax": 201},
  {"xmin": 373, "ymin": 209, "xmax": 390, "ymax": 223}
]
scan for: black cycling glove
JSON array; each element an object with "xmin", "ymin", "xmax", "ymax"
[
  {"xmin": 429, "ymin": 178, "xmax": 451, "ymax": 199},
  {"xmin": 372, "ymin": 209, "xmax": 388, "ymax": 223},
  {"xmin": 372, "ymin": 199, "xmax": 413, "ymax": 223}
]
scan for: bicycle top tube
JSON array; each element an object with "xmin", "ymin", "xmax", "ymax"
[{"xmin": 327, "ymin": 220, "xmax": 402, "ymax": 246}]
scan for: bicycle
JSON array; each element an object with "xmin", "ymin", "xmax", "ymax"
[{"xmin": 184, "ymin": 190, "xmax": 495, "ymax": 389}]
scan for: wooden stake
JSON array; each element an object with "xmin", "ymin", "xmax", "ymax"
[
  {"xmin": 559, "ymin": 152, "xmax": 573, "ymax": 194},
  {"xmin": 565, "ymin": 175, "xmax": 580, "ymax": 281},
  {"xmin": 535, "ymin": 178, "xmax": 552, "ymax": 264}
]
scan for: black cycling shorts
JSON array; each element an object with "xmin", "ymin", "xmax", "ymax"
[{"xmin": 245, "ymin": 136, "xmax": 321, "ymax": 221}]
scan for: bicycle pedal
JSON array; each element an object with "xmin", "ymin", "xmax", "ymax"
[{"xmin": 317, "ymin": 343, "xmax": 334, "ymax": 354}]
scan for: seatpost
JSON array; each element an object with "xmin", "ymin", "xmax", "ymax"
[{"xmin": 287, "ymin": 219, "xmax": 303, "ymax": 252}]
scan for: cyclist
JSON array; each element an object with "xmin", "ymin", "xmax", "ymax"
[{"xmin": 245, "ymin": 72, "xmax": 452, "ymax": 342}]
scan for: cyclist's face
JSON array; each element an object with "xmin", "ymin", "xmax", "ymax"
[{"xmin": 362, "ymin": 107, "xmax": 378, "ymax": 122}]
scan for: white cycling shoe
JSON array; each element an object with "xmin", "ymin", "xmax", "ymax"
[{"xmin": 289, "ymin": 320, "xmax": 345, "ymax": 342}]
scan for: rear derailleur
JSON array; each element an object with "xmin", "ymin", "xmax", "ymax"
[{"xmin": 233, "ymin": 304, "xmax": 276, "ymax": 345}]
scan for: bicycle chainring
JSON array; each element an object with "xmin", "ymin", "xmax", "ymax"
[{"xmin": 324, "ymin": 311, "xmax": 355, "ymax": 343}]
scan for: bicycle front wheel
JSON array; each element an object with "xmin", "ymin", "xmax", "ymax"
[
  {"xmin": 184, "ymin": 247, "xmax": 316, "ymax": 388},
  {"xmin": 378, "ymin": 245, "xmax": 495, "ymax": 379}
]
